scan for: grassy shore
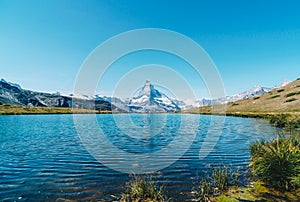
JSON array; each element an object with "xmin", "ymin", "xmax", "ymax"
[
  {"xmin": 182, "ymin": 107, "xmax": 300, "ymax": 120},
  {"xmin": 0, "ymin": 104, "xmax": 112, "ymax": 115}
]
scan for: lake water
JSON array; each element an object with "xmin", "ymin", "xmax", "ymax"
[{"xmin": 0, "ymin": 114, "xmax": 275, "ymax": 201}]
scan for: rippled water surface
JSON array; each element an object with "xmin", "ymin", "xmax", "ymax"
[{"xmin": 0, "ymin": 114, "xmax": 275, "ymax": 201}]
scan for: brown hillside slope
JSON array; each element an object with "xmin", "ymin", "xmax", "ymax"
[{"xmin": 184, "ymin": 78, "xmax": 300, "ymax": 115}]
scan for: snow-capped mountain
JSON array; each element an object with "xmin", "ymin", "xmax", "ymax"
[
  {"xmin": 226, "ymin": 85, "xmax": 272, "ymax": 102},
  {"xmin": 278, "ymin": 79, "xmax": 290, "ymax": 88},
  {"xmin": 0, "ymin": 78, "xmax": 113, "ymax": 110},
  {"xmin": 67, "ymin": 93, "xmax": 93, "ymax": 100},
  {"xmin": 0, "ymin": 78, "xmax": 22, "ymax": 90},
  {"xmin": 94, "ymin": 95, "xmax": 129, "ymax": 111},
  {"xmin": 170, "ymin": 98, "xmax": 198, "ymax": 110},
  {"xmin": 196, "ymin": 85, "xmax": 272, "ymax": 106},
  {"xmin": 0, "ymin": 78, "xmax": 276, "ymax": 112},
  {"xmin": 92, "ymin": 82, "xmax": 273, "ymax": 111},
  {"xmin": 128, "ymin": 80, "xmax": 180, "ymax": 112}
]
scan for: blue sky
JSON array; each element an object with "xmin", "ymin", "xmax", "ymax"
[{"xmin": 0, "ymin": 0, "xmax": 300, "ymax": 99}]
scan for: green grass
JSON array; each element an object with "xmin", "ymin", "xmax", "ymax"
[
  {"xmin": 196, "ymin": 179, "xmax": 212, "ymax": 202},
  {"xmin": 286, "ymin": 98, "xmax": 297, "ymax": 103},
  {"xmin": 269, "ymin": 114, "xmax": 300, "ymax": 129},
  {"xmin": 250, "ymin": 134, "xmax": 300, "ymax": 190},
  {"xmin": 270, "ymin": 95, "xmax": 280, "ymax": 99},
  {"xmin": 220, "ymin": 181, "xmax": 300, "ymax": 202},
  {"xmin": 215, "ymin": 195, "xmax": 238, "ymax": 202},
  {"xmin": 212, "ymin": 167, "xmax": 230, "ymax": 192},
  {"xmin": 213, "ymin": 167, "xmax": 240, "ymax": 192},
  {"xmin": 195, "ymin": 166, "xmax": 241, "ymax": 201},
  {"xmin": 121, "ymin": 175, "xmax": 166, "ymax": 202},
  {"xmin": 285, "ymin": 92, "xmax": 300, "ymax": 97}
]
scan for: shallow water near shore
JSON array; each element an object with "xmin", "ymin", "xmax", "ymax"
[{"xmin": 0, "ymin": 114, "xmax": 275, "ymax": 201}]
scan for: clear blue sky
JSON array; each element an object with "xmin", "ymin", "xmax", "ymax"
[{"xmin": 1, "ymin": 0, "xmax": 300, "ymax": 99}]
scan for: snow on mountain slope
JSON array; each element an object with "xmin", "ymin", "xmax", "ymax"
[
  {"xmin": 1, "ymin": 78, "xmax": 22, "ymax": 90},
  {"xmin": 228, "ymin": 85, "xmax": 272, "ymax": 102},
  {"xmin": 94, "ymin": 95, "xmax": 129, "ymax": 111},
  {"xmin": 197, "ymin": 85, "xmax": 272, "ymax": 106},
  {"xmin": 0, "ymin": 79, "xmax": 113, "ymax": 110},
  {"xmin": 128, "ymin": 80, "xmax": 180, "ymax": 112},
  {"xmin": 63, "ymin": 93, "xmax": 93, "ymax": 100},
  {"xmin": 279, "ymin": 79, "xmax": 290, "ymax": 88},
  {"xmin": 1, "ymin": 78, "xmax": 276, "ymax": 112}
]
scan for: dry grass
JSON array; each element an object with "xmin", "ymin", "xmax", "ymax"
[
  {"xmin": 183, "ymin": 79, "xmax": 300, "ymax": 118},
  {"xmin": 0, "ymin": 104, "xmax": 112, "ymax": 115}
]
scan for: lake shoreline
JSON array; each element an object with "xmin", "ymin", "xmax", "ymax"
[
  {"xmin": 1, "ymin": 104, "xmax": 300, "ymax": 122},
  {"xmin": 182, "ymin": 110, "xmax": 300, "ymax": 119}
]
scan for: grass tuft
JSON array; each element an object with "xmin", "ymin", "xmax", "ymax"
[
  {"xmin": 285, "ymin": 92, "xmax": 300, "ymax": 97},
  {"xmin": 195, "ymin": 166, "xmax": 241, "ymax": 201},
  {"xmin": 196, "ymin": 179, "xmax": 212, "ymax": 202},
  {"xmin": 215, "ymin": 195, "xmax": 239, "ymax": 202},
  {"xmin": 286, "ymin": 98, "xmax": 297, "ymax": 103},
  {"xmin": 270, "ymin": 95, "xmax": 280, "ymax": 99},
  {"xmin": 269, "ymin": 114, "xmax": 300, "ymax": 130},
  {"xmin": 121, "ymin": 175, "xmax": 166, "ymax": 202},
  {"xmin": 250, "ymin": 134, "xmax": 300, "ymax": 190}
]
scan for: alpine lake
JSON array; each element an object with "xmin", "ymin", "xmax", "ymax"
[{"xmin": 0, "ymin": 114, "xmax": 275, "ymax": 201}]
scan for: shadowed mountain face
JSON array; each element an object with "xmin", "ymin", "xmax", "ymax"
[
  {"xmin": 128, "ymin": 80, "xmax": 180, "ymax": 112},
  {"xmin": 0, "ymin": 79, "xmax": 113, "ymax": 111}
]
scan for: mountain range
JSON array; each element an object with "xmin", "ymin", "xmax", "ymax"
[
  {"xmin": 0, "ymin": 79, "xmax": 114, "ymax": 111},
  {"xmin": 196, "ymin": 85, "xmax": 272, "ymax": 107},
  {"xmin": 0, "ymin": 78, "xmax": 288, "ymax": 113}
]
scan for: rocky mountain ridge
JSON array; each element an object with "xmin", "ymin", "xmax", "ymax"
[
  {"xmin": 0, "ymin": 79, "xmax": 113, "ymax": 111},
  {"xmin": 0, "ymin": 78, "xmax": 283, "ymax": 113}
]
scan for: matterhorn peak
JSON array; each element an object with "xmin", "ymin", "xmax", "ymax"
[
  {"xmin": 138, "ymin": 80, "xmax": 154, "ymax": 96},
  {"xmin": 129, "ymin": 80, "xmax": 180, "ymax": 112}
]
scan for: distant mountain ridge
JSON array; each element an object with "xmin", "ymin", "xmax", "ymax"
[
  {"xmin": 0, "ymin": 78, "xmax": 283, "ymax": 113},
  {"xmin": 93, "ymin": 83, "xmax": 274, "ymax": 111},
  {"xmin": 0, "ymin": 79, "xmax": 22, "ymax": 90},
  {"xmin": 0, "ymin": 79, "xmax": 113, "ymax": 111},
  {"xmin": 196, "ymin": 85, "xmax": 272, "ymax": 106}
]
